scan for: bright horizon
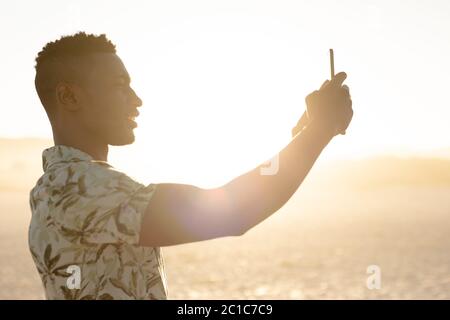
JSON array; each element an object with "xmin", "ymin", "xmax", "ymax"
[{"xmin": 1, "ymin": 0, "xmax": 449, "ymax": 187}]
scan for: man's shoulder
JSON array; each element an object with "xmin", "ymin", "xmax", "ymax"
[
  {"xmin": 29, "ymin": 159, "xmax": 157, "ymax": 238},
  {"xmin": 30, "ymin": 160, "xmax": 147, "ymax": 210}
]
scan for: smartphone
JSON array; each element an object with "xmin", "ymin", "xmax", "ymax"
[
  {"xmin": 330, "ymin": 48, "xmax": 335, "ymax": 80},
  {"xmin": 292, "ymin": 48, "xmax": 338, "ymax": 137},
  {"xmin": 330, "ymin": 49, "xmax": 347, "ymax": 135}
]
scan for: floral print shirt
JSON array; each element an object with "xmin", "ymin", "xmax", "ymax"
[{"xmin": 28, "ymin": 145, "xmax": 168, "ymax": 299}]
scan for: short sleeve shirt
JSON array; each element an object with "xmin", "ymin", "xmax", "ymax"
[{"xmin": 28, "ymin": 145, "xmax": 168, "ymax": 299}]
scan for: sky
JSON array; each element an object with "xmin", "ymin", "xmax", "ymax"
[{"xmin": 1, "ymin": 0, "xmax": 449, "ymax": 187}]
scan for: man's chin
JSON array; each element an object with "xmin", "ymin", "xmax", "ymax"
[{"xmin": 108, "ymin": 131, "xmax": 136, "ymax": 146}]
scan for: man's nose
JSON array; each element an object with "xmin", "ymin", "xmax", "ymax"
[
  {"xmin": 135, "ymin": 95, "xmax": 143, "ymax": 108},
  {"xmin": 130, "ymin": 88, "xmax": 143, "ymax": 107}
]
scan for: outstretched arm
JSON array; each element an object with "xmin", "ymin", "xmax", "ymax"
[{"xmin": 139, "ymin": 72, "xmax": 353, "ymax": 247}]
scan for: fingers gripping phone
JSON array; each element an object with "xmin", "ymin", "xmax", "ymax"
[{"xmin": 291, "ymin": 49, "xmax": 336, "ymax": 138}]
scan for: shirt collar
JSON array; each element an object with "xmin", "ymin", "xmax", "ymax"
[{"xmin": 42, "ymin": 145, "xmax": 97, "ymax": 172}]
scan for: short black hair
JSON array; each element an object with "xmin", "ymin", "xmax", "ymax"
[{"xmin": 35, "ymin": 32, "xmax": 116, "ymax": 117}]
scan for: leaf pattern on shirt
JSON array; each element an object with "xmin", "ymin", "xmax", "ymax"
[{"xmin": 28, "ymin": 145, "xmax": 168, "ymax": 300}]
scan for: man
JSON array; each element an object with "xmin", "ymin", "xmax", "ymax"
[{"xmin": 28, "ymin": 32, "xmax": 353, "ymax": 300}]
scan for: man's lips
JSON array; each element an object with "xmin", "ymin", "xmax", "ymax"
[
  {"xmin": 126, "ymin": 110, "xmax": 139, "ymax": 128},
  {"xmin": 126, "ymin": 118, "xmax": 138, "ymax": 128},
  {"xmin": 127, "ymin": 110, "xmax": 140, "ymax": 120}
]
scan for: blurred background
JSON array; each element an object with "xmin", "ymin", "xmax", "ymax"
[{"xmin": 0, "ymin": 0, "xmax": 449, "ymax": 299}]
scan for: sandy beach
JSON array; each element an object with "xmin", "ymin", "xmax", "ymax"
[{"xmin": 1, "ymin": 184, "xmax": 449, "ymax": 299}]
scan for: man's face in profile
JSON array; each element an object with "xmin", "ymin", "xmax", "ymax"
[{"xmin": 76, "ymin": 53, "xmax": 142, "ymax": 146}]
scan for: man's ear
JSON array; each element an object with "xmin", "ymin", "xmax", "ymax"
[{"xmin": 55, "ymin": 82, "xmax": 81, "ymax": 111}]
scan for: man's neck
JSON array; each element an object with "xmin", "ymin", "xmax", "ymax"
[{"xmin": 53, "ymin": 133, "xmax": 109, "ymax": 162}]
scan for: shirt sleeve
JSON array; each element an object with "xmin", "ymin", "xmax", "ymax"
[
  {"xmin": 82, "ymin": 183, "xmax": 157, "ymax": 245},
  {"xmin": 55, "ymin": 166, "xmax": 157, "ymax": 246}
]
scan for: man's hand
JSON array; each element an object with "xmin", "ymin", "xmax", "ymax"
[
  {"xmin": 292, "ymin": 72, "xmax": 353, "ymax": 138},
  {"xmin": 305, "ymin": 72, "xmax": 353, "ymax": 138}
]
